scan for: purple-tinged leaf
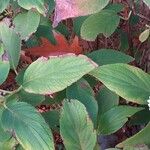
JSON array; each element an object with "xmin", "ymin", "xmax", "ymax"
[{"xmin": 53, "ymin": 0, "xmax": 110, "ymax": 27}]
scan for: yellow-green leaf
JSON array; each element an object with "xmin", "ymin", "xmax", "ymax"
[{"xmin": 22, "ymin": 55, "xmax": 97, "ymax": 94}]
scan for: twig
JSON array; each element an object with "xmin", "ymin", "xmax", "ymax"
[
  {"xmin": 136, "ymin": 13, "xmax": 150, "ymax": 22},
  {"xmin": 0, "ymin": 89, "xmax": 12, "ymax": 94}
]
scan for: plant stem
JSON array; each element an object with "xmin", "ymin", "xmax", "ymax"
[{"xmin": 0, "ymin": 89, "xmax": 12, "ymax": 94}]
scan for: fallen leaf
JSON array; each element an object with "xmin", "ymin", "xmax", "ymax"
[
  {"xmin": 25, "ymin": 32, "xmax": 82, "ymax": 57},
  {"xmin": 53, "ymin": 0, "xmax": 110, "ymax": 27}
]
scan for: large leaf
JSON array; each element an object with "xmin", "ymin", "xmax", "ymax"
[
  {"xmin": 60, "ymin": 100, "xmax": 96, "ymax": 150},
  {"xmin": 1, "ymin": 102, "xmax": 54, "ymax": 150},
  {"xmin": 66, "ymin": 78, "xmax": 98, "ymax": 125},
  {"xmin": 53, "ymin": 0, "xmax": 110, "ymax": 27},
  {"xmin": 0, "ymin": 60, "xmax": 10, "ymax": 85},
  {"xmin": 0, "ymin": 0, "xmax": 10, "ymax": 13},
  {"xmin": 87, "ymin": 49, "xmax": 134, "ymax": 65},
  {"xmin": 17, "ymin": 0, "xmax": 46, "ymax": 15},
  {"xmin": 96, "ymin": 86, "xmax": 119, "ymax": 116},
  {"xmin": 81, "ymin": 9, "xmax": 120, "ymax": 41},
  {"xmin": 22, "ymin": 54, "xmax": 97, "ymax": 94},
  {"xmin": 117, "ymin": 123, "xmax": 150, "ymax": 148},
  {"xmin": 98, "ymin": 106, "xmax": 143, "ymax": 135},
  {"xmin": 89, "ymin": 63, "xmax": 150, "ymax": 104},
  {"xmin": 14, "ymin": 10, "xmax": 40, "ymax": 40},
  {"xmin": 0, "ymin": 23, "xmax": 21, "ymax": 69}
]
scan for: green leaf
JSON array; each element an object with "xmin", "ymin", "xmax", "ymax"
[
  {"xmin": 1, "ymin": 102, "xmax": 54, "ymax": 150},
  {"xmin": 98, "ymin": 106, "xmax": 143, "ymax": 135},
  {"xmin": 84, "ymin": 75, "xmax": 98, "ymax": 88},
  {"xmin": 14, "ymin": 10, "xmax": 40, "ymax": 40},
  {"xmin": 0, "ymin": 138, "xmax": 17, "ymax": 150},
  {"xmin": 0, "ymin": 60, "xmax": 10, "ymax": 85},
  {"xmin": 0, "ymin": 23, "xmax": 21, "ymax": 69},
  {"xmin": 0, "ymin": 43, "xmax": 5, "ymax": 57},
  {"xmin": 81, "ymin": 9, "xmax": 120, "ymax": 41},
  {"xmin": 0, "ymin": 0, "xmax": 10, "ymax": 13},
  {"xmin": 96, "ymin": 86, "xmax": 119, "ymax": 116},
  {"xmin": 16, "ymin": 89, "xmax": 45, "ymax": 106},
  {"xmin": 42, "ymin": 110, "xmax": 60, "ymax": 131},
  {"xmin": 119, "ymin": 30, "xmax": 129, "ymax": 52},
  {"xmin": 117, "ymin": 123, "xmax": 150, "ymax": 148},
  {"xmin": 22, "ymin": 55, "xmax": 97, "ymax": 94},
  {"xmin": 139, "ymin": 29, "xmax": 150, "ymax": 43},
  {"xmin": 36, "ymin": 25, "xmax": 56, "ymax": 45},
  {"xmin": 55, "ymin": 22, "xmax": 70, "ymax": 37},
  {"xmin": 105, "ymin": 3, "xmax": 124, "ymax": 13},
  {"xmin": 66, "ymin": 78, "xmax": 98, "ymax": 126},
  {"xmin": 90, "ymin": 63, "xmax": 150, "ymax": 104},
  {"xmin": 87, "ymin": 49, "xmax": 134, "ymax": 65},
  {"xmin": 73, "ymin": 16, "xmax": 88, "ymax": 36},
  {"xmin": 16, "ymin": 144, "xmax": 24, "ymax": 150},
  {"xmin": 17, "ymin": 0, "xmax": 46, "ymax": 15},
  {"xmin": 60, "ymin": 100, "xmax": 96, "ymax": 150},
  {"xmin": 143, "ymin": 0, "xmax": 150, "ymax": 7},
  {"xmin": 129, "ymin": 109, "xmax": 150, "ymax": 125},
  {"xmin": 16, "ymin": 68, "xmax": 26, "ymax": 85},
  {"xmin": 42, "ymin": 90, "xmax": 66, "ymax": 105},
  {"xmin": 45, "ymin": 0, "xmax": 55, "ymax": 15},
  {"xmin": 0, "ymin": 108, "xmax": 11, "ymax": 143}
]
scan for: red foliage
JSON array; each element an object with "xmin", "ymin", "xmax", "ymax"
[{"xmin": 25, "ymin": 32, "xmax": 82, "ymax": 57}]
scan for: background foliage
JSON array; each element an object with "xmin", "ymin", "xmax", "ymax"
[{"xmin": 0, "ymin": 0, "xmax": 150, "ymax": 150}]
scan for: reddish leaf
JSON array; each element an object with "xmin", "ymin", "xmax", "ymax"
[
  {"xmin": 53, "ymin": 0, "xmax": 110, "ymax": 27},
  {"xmin": 25, "ymin": 32, "xmax": 82, "ymax": 57}
]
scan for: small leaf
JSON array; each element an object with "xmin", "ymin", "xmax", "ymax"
[
  {"xmin": 17, "ymin": 0, "xmax": 46, "ymax": 15},
  {"xmin": 22, "ymin": 54, "xmax": 97, "ymax": 94},
  {"xmin": 73, "ymin": 16, "xmax": 88, "ymax": 36},
  {"xmin": 0, "ymin": 0, "xmax": 10, "ymax": 13},
  {"xmin": 129, "ymin": 109, "xmax": 150, "ymax": 125},
  {"xmin": 96, "ymin": 86, "xmax": 119, "ymax": 116},
  {"xmin": 36, "ymin": 25, "xmax": 56, "ymax": 45},
  {"xmin": 0, "ymin": 60, "xmax": 10, "ymax": 85},
  {"xmin": 98, "ymin": 106, "xmax": 143, "ymax": 135},
  {"xmin": 81, "ymin": 9, "xmax": 120, "ymax": 41},
  {"xmin": 90, "ymin": 64, "xmax": 150, "ymax": 104},
  {"xmin": 1, "ymin": 102, "xmax": 54, "ymax": 150},
  {"xmin": 53, "ymin": 0, "xmax": 110, "ymax": 27},
  {"xmin": 0, "ymin": 108, "xmax": 11, "ymax": 143},
  {"xmin": 42, "ymin": 110, "xmax": 60, "ymax": 131},
  {"xmin": 60, "ymin": 100, "xmax": 96, "ymax": 150},
  {"xmin": 0, "ymin": 23, "xmax": 21, "ymax": 69},
  {"xmin": 87, "ymin": 49, "xmax": 134, "ymax": 65},
  {"xmin": 119, "ymin": 30, "xmax": 129, "ymax": 52},
  {"xmin": 0, "ymin": 138, "xmax": 17, "ymax": 150},
  {"xmin": 66, "ymin": 78, "xmax": 98, "ymax": 126},
  {"xmin": 139, "ymin": 29, "xmax": 150, "ymax": 43},
  {"xmin": 17, "ymin": 89, "xmax": 45, "ymax": 106},
  {"xmin": 117, "ymin": 123, "xmax": 150, "ymax": 148},
  {"xmin": 14, "ymin": 10, "xmax": 40, "ymax": 40},
  {"xmin": 143, "ymin": 0, "xmax": 150, "ymax": 7},
  {"xmin": 55, "ymin": 23, "xmax": 70, "ymax": 37},
  {"xmin": 45, "ymin": 0, "xmax": 55, "ymax": 14}
]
